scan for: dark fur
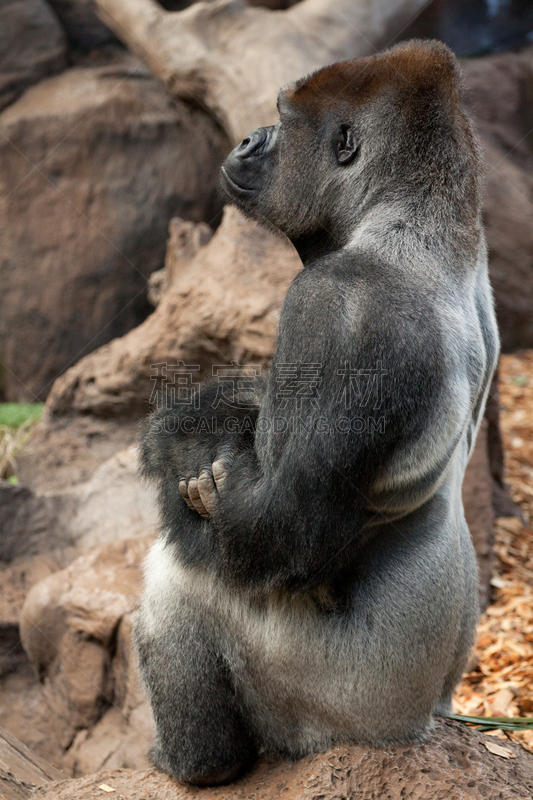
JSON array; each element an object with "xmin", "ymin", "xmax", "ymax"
[{"xmin": 135, "ymin": 40, "xmax": 499, "ymax": 785}]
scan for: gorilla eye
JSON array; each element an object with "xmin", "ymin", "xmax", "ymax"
[{"xmin": 334, "ymin": 124, "xmax": 358, "ymax": 166}]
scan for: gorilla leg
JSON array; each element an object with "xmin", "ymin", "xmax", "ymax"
[
  {"xmin": 134, "ymin": 579, "xmax": 255, "ymax": 785},
  {"xmin": 434, "ymin": 520, "xmax": 479, "ymax": 715}
]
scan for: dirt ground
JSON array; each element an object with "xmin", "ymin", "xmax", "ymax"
[{"xmin": 454, "ymin": 351, "xmax": 533, "ymax": 752}]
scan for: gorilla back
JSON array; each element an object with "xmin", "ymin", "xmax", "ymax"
[{"xmin": 136, "ymin": 40, "xmax": 499, "ymax": 785}]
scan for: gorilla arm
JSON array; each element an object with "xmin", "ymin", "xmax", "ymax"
[
  {"xmin": 140, "ymin": 375, "xmax": 266, "ymax": 532},
  {"xmin": 184, "ymin": 269, "xmax": 449, "ymax": 591},
  {"xmin": 141, "ymin": 376, "xmax": 266, "ymax": 485},
  {"xmin": 189, "ymin": 432, "xmax": 372, "ymax": 591}
]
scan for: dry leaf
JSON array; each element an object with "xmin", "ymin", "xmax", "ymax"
[
  {"xmin": 484, "ymin": 740, "xmax": 516, "ymax": 759},
  {"xmin": 490, "ymin": 687, "xmax": 515, "ymax": 715}
]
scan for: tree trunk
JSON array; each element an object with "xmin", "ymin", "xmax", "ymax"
[{"xmin": 93, "ymin": 0, "xmax": 429, "ymax": 142}]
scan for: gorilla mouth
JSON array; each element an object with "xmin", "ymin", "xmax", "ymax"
[{"xmin": 221, "ymin": 166, "xmax": 256, "ymax": 195}]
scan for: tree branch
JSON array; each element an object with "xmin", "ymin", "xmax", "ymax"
[{"xmin": 94, "ymin": 0, "xmax": 429, "ymax": 142}]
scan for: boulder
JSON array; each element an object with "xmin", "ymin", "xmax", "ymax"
[
  {"xmin": 62, "ymin": 611, "xmax": 153, "ymax": 775},
  {"xmin": 0, "ymin": 440, "xmax": 157, "ymax": 773},
  {"xmin": 482, "ymin": 140, "xmax": 533, "ymax": 353},
  {"xmin": 15, "ymin": 415, "xmax": 139, "ymax": 495},
  {"xmin": 45, "ymin": 207, "xmax": 301, "ymax": 419},
  {"xmin": 46, "ymin": 0, "xmax": 117, "ymax": 48},
  {"xmin": 0, "ymin": 439, "xmax": 156, "ymax": 688},
  {"xmin": 67, "ymin": 445, "xmax": 158, "ymax": 552},
  {"xmin": 0, "ymin": 443, "xmax": 156, "ymax": 569},
  {"xmin": 29, "ymin": 719, "xmax": 533, "ymax": 800},
  {"xmin": 460, "ymin": 51, "xmax": 533, "ymax": 351},
  {"xmin": 0, "ymin": 56, "xmax": 230, "ymax": 402},
  {"xmin": 0, "ymin": 480, "xmax": 77, "ymax": 565},
  {"xmin": 0, "ymin": 0, "xmax": 67, "ymax": 111},
  {"xmin": 20, "ymin": 538, "xmax": 152, "ymax": 755}
]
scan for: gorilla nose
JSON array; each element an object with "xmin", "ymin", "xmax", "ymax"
[{"xmin": 237, "ymin": 128, "xmax": 269, "ymax": 158}]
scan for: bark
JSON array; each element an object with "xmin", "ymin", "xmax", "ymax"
[
  {"xmin": 0, "ymin": 725, "xmax": 63, "ymax": 800},
  {"xmin": 93, "ymin": 0, "xmax": 429, "ymax": 142}
]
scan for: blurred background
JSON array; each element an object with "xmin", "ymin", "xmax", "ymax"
[{"xmin": 2, "ymin": 0, "xmax": 533, "ymax": 796}]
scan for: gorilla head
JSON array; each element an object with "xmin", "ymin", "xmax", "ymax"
[{"xmin": 221, "ymin": 40, "xmax": 479, "ymax": 257}]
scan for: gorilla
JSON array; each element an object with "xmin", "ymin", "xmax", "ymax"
[{"xmin": 135, "ymin": 40, "xmax": 499, "ymax": 786}]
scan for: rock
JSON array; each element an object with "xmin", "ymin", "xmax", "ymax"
[
  {"xmin": 29, "ymin": 719, "xmax": 533, "ymax": 800},
  {"xmin": 45, "ymin": 206, "xmax": 301, "ymax": 418},
  {"xmin": 0, "ymin": 480, "xmax": 77, "ymax": 565},
  {"xmin": 20, "ymin": 538, "xmax": 152, "ymax": 752},
  {"xmin": 397, "ymin": 0, "xmax": 533, "ymax": 57},
  {"xmin": 46, "ymin": 0, "xmax": 117, "ymax": 48},
  {"xmin": 461, "ymin": 52, "xmax": 533, "ymax": 172},
  {"xmin": 16, "ymin": 416, "xmax": 138, "ymax": 495},
  {"xmin": 0, "ymin": 0, "xmax": 67, "ymax": 111},
  {"xmin": 0, "ymin": 438, "xmax": 156, "ymax": 772},
  {"xmin": 0, "ymin": 57, "xmax": 230, "ymax": 402},
  {"xmin": 0, "ymin": 660, "xmax": 66, "ymax": 768},
  {"xmin": 0, "ymin": 441, "xmax": 155, "ymax": 570},
  {"xmin": 0, "ymin": 440, "xmax": 156, "ymax": 581},
  {"xmin": 0, "ymin": 436, "xmax": 156, "ymax": 661},
  {"xmin": 0, "ymin": 556, "xmax": 58, "ymax": 632},
  {"xmin": 62, "ymin": 611, "xmax": 153, "ymax": 775},
  {"xmin": 68, "ymin": 445, "xmax": 158, "ymax": 551},
  {"xmin": 460, "ymin": 52, "xmax": 533, "ymax": 351},
  {"xmin": 482, "ymin": 140, "xmax": 533, "ymax": 353}
]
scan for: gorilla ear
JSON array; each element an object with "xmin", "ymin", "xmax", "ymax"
[{"xmin": 335, "ymin": 124, "xmax": 358, "ymax": 166}]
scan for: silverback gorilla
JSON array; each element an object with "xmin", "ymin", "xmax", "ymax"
[{"xmin": 135, "ymin": 40, "xmax": 499, "ymax": 785}]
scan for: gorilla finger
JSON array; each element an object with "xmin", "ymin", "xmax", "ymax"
[
  {"xmin": 187, "ymin": 477, "xmax": 210, "ymax": 519},
  {"xmin": 179, "ymin": 479, "xmax": 196, "ymax": 511},
  {"xmin": 212, "ymin": 459, "xmax": 230, "ymax": 494},
  {"xmin": 198, "ymin": 470, "xmax": 218, "ymax": 516}
]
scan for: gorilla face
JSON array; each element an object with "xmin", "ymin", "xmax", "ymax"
[
  {"xmin": 220, "ymin": 91, "xmax": 360, "ymax": 248},
  {"xmin": 221, "ymin": 123, "xmax": 281, "ymax": 198}
]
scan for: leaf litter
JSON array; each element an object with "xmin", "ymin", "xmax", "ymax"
[{"xmin": 453, "ymin": 352, "xmax": 533, "ymax": 752}]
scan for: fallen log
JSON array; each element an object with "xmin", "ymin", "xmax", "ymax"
[
  {"xmin": 93, "ymin": 0, "xmax": 429, "ymax": 142},
  {"xmin": 0, "ymin": 725, "xmax": 63, "ymax": 800}
]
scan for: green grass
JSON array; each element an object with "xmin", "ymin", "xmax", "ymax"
[
  {"xmin": 0, "ymin": 403, "xmax": 43, "ymax": 479},
  {"xmin": 0, "ymin": 403, "xmax": 44, "ymax": 428}
]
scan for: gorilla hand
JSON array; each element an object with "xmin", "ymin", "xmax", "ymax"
[{"xmin": 179, "ymin": 455, "xmax": 232, "ymax": 520}]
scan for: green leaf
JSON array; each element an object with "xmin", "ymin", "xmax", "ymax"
[{"xmin": 439, "ymin": 712, "xmax": 533, "ymax": 730}]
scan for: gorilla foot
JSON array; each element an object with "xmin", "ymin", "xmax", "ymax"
[
  {"xmin": 152, "ymin": 745, "xmax": 249, "ymax": 786},
  {"xmin": 182, "ymin": 761, "xmax": 246, "ymax": 786}
]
